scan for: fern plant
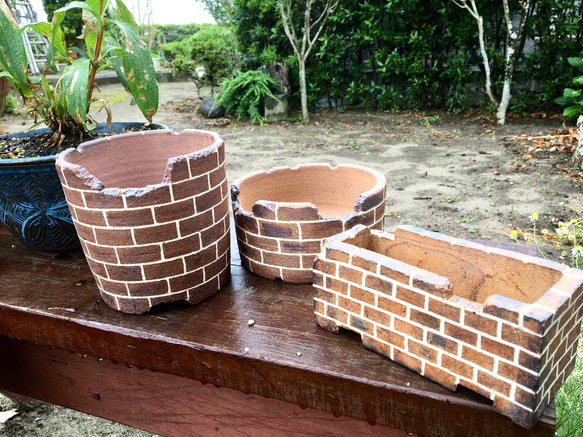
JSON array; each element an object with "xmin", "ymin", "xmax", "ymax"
[{"xmin": 214, "ymin": 70, "xmax": 281, "ymax": 125}]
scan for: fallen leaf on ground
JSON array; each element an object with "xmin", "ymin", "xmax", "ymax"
[{"xmin": 0, "ymin": 409, "xmax": 18, "ymax": 423}]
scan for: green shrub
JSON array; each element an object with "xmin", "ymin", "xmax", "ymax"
[
  {"xmin": 164, "ymin": 24, "xmax": 235, "ymax": 97},
  {"xmin": 233, "ymin": 0, "xmax": 583, "ymax": 114},
  {"xmin": 214, "ymin": 70, "xmax": 281, "ymax": 124},
  {"xmin": 154, "ymin": 23, "xmax": 201, "ymax": 44},
  {"xmin": 555, "ymin": 56, "xmax": 583, "ymax": 118},
  {"xmin": 161, "ymin": 40, "xmax": 194, "ymax": 64},
  {"xmin": 555, "ymin": 327, "xmax": 583, "ymax": 437},
  {"xmin": 1, "ymin": 94, "xmax": 19, "ymax": 116}
]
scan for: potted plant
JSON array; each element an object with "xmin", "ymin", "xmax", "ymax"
[{"xmin": 0, "ymin": 0, "xmax": 163, "ymax": 254}]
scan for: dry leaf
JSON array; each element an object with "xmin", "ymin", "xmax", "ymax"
[{"xmin": 0, "ymin": 409, "xmax": 18, "ymax": 423}]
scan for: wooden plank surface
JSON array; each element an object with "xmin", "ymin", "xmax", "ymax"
[
  {"xmin": 0, "ymin": 230, "xmax": 554, "ymax": 436},
  {"xmin": 0, "ymin": 337, "xmax": 410, "ymax": 437}
]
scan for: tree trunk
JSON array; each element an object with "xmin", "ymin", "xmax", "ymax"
[
  {"xmin": 298, "ymin": 58, "xmax": 309, "ymax": 123},
  {"xmin": 452, "ymin": 1, "xmax": 498, "ymax": 107},
  {"xmin": 496, "ymin": 45, "xmax": 516, "ymax": 125},
  {"xmin": 496, "ymin": 0, "xmax": 531, "ymax": 125},
  {"xmin": 573, "ymin": 115, "xmax": 583, "ymax": 169},
  {"xmin": 278, "ymin": 0, "xmax": 339, "ymax": 124},
  {"xmin": 476, "ymin": 15, "xmax": 497, "ymax": 107},
  {"xmin": 454, "ymin": 0, "xmax": 531, "ymax": 125}
]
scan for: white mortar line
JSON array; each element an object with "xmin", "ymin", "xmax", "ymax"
[
  {"xmin": 548, "ymin": 287, "xmax": 573, "ymax": 297},
  {"xmin": 70, "ymin": 172, "xmax": 222, "ymax": 213},
  {"xmin": 408, "ymin": 268, "xmax": 421, "ymax": 287}
]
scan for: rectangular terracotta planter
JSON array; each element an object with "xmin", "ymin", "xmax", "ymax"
[{"xmin": 313, "ymin": 225, "xmax": 583, "ymax": 429}]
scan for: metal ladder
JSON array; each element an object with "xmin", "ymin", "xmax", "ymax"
[{"xmin": 5, "ymin": 0, "xmax": 54, "ymax": 75}]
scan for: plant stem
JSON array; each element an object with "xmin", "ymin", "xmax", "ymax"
[
  {"xmin": 533, "ymin": 221, "xmax": 546, "ymax": 258},
  {"xmin": 86, "ymin": 0, "xmax": 106, "ymax": 109}
]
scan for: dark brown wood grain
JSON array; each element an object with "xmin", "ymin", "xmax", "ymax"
[
  {"xmin": 0, "ymin": 337, "xmax": 409, "ymax": 437},
  {"xmin": 0, "ymin": 231, "xmax": 553, "ymax": 436}
]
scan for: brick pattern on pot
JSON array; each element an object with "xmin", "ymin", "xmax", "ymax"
[
  {"xmin": 231, "ymin": 164, "xmax": 387, "ymax": 283},
  {"xmin": 56, "ymin": 130, "xmax": 230, "ymax": 314},
  {"xmin": 313, "ymin": 225, "xmax": 583, "ymax": 429}
]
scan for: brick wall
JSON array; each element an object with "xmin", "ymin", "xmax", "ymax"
[
  {"xmin": 56, "ymin": 130, "xmax": 230, "ymax": 314},
  {"xmin": 313, "ymin": 225, "xmax": 583, "ymax": 428},
  {"xmin": 232, "ymin": 164, "xmax": 387, "ymax": 283}
]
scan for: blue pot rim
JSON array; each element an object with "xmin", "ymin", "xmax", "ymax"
[{"xmin": 0, "ymin": 122, "xmax": 170, "ymax": 167}]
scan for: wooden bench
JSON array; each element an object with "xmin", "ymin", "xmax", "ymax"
[{"xmin": 0, "ymin": 225, "xmax": 556, "ymax": 436}]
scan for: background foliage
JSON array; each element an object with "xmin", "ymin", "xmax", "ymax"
[
  {"xmin": 214, "ymin": 69, "xmax": 281, "ymax": 124},
  {"xmin": 231, "ymin": 0, "xmax": 583, "ymax": 114},
  {"xmin": 42, "ymin": 0, "xmax": 84, "ymax": 49},
  {"xmin": 159, "ymin": 1, "xmax": 583, "ymax": 114},
  {"xmin": 160, "ymin": 23, "xmax": 234, "ymax": 97}
]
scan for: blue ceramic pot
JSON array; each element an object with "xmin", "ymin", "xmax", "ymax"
[{"xmin": 0, "ymin": 122, "xmax": 169, "ymax": 254}]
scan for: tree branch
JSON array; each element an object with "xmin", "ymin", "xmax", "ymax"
[
  {"xmin": 278, "ymin": 0, "xmax": 301, "ymax": 58},
  {"xmin": 305, "ymin": 0, "xmax": 339, "ymax": 58},
  {"xmin": 301, "ymin": 0, "xmax": 311, "ymax": 57},
  {"xmin": 502, "ymin": 0, "xmax": 513, "ymax": 35},
  {"xmin": 310, "ymin": 0, "xmax": 334, "ymax": 28},
  {"xmin": 452, "ymin": 0, "xmax": 497, "ymax": 107}
]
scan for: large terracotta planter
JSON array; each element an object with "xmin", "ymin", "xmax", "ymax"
[
  {"xmin": 0, "ymin": 122, "xmax": 167, "ymax": 254},
  {"xmin": 55, "ymin": 129, "xmax": 230, "ymax": 314},
  {"xmin": 231, "ymin": 163, "xmax": 386, "ymax": 283},
  {"xmin": 313, "ymin": 225, "xmax": 583, "ymax": 429}
]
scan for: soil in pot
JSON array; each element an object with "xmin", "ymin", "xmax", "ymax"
[{"xmin": 0, "ymin": 123, "xmax": 165, "ymax": 159}]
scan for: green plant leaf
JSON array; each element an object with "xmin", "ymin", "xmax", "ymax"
[
  {"xmin": 109, "ymin": 56, "xmax": 130, "ymax": 89},
  {"xmin": 564, "ymin": 88, "xmax": 581, "ymax": 99},
  {"xmin": 110, "ymin": 19, "xmax": 158, "ymax": 122},
  {"xmin": 52, "ymin": 1, "xmax": 102, "ymax": 63},
  {"xmin": 85, "ymin": 0, "xmax": 107, "ymax": 18},
  {"xmin": 568, "ymin": 57, "xmax": 583, "ymax": 71},
  {"xmin": 56, "ymin": 1, "xmax": 102, "ymax": 24},
  {"xmin": 60, "ymin": 58, "xmax": 92, "ymax": 128},
  {"xmin": 0, "ymin": 3, "xmax": 29, "ymax": 92},
  {"xmin": 563, "ymin": 105, "xmax": 581, "ymax": 118},
  {"xmin": 114, "ymin": 0, "xmax": 137, "ymax": 26},
  {"xmin": 101, "ymin": 36, "xmax": 123, "ymax": 68},
  {"xmin": 555, "ymin": 95, "xmax": 571, "ymax": 106},
  {"xmin": 50, "ymin": 7, "xmax": 73, "ymax": 67},
  {"xmin": 40, "ymin": 74, "xmax": 52, "ymax": 101},
  {"xmin": 83, "ymin": 26, "xmax": 99, "ymax": 58},
  {"xmin": 27, "ymin": 21, "xmax": 69, "ymax": 72}
]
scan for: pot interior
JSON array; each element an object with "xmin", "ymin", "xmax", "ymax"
[
  {"xmin": 362, "ymin": 228, "xmax": 564, "ymax": 305},
  {"xmin": 63, "ymin": 130, "xmax": 217, "ymax": 189},
  {"xmin": 237, "ymin": 165, "xmax": 379, "ymax": 218}
]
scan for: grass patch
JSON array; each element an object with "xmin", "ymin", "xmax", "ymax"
[
  {"xmin": 556, "ymin": 325, "xmax": 583, "ymax": 437},
  {"xmin": 93, "ymin": 89, "xmax": 129, "ymax": 106}
]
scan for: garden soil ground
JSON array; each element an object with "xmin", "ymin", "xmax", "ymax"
[{"xmin": 0, "ymin": 79, "xmax": 582, "ymax": 435}]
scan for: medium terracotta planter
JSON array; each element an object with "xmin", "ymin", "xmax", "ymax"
[
  {"xmin": 0, "ymin": 122, "xmax": 168, "ymax": 255},
  {"xmin": 55, "ymin": 129, "xmax": 230, "ymax": 314},
  {"xmin": 231, "ymin": 163, "xmax": 387, "ymax": 283},
  {"xmin": 313, "ymin": 225, "xmax": 583, "ymax": 429}
]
